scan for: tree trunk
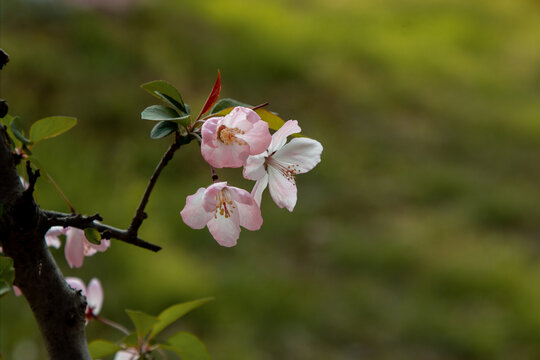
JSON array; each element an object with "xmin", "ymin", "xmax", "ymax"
[{"xmin": 0, "ymin": 60, "xmax": 91, "ymax": 359}]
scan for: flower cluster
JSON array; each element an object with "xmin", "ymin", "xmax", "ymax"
[
  {"xmin": 46, "ymin": 226, "xmax": 110, "ymax": 268},
  {"xmin": 181, "ymin": 107, "xmax": 323, "ymax": 246}
]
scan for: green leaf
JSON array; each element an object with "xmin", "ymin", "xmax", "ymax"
[
  {"xmin": 126, "ymin": 309, "xmax": 159, "ymax": 339},
  {"xmin": 141, "ymin": 80, "xmax": 187, "ymax": 114},
  {"xmin": 10, "ymin": 117, "xmax": 31, "ymax": 146},
  {"xmin": 150, "ymin": 297, "xmax": 214, "ymax": 339},
  {"xmin": 0, "ymin": 256, "xmax": 15, "ymax": 298},
  {"xmin": 0, "ymin": 280, "xmax": 11, "ymax": 298},
  {"xmin": 254, "ymin": 108, "xmax": 286, "ymax": 132},
  {"xmin": 120, "ymin": 332, "xmax": 139, "ymax": 348},
  {"xmin": 29, "ymin": 116, "xmax": 77, "ymax": 145},
  {"xmin": 0, "ymin": 113, "xmax": 13, "ymax": 126},
  {"xmin": 1, "ymin": 114, "xmax": 20, "ymax": 148},
  {"xmin": 162, "ymin": 332, "xmax": 210, "ymax": 360},
  {"xmin": 84, "ymin": 228, "xmax": 101, "ymax": 245},
  {"xmin": 141, "ymin": 105, "xmax": 190, "ymax": 123},
  {"xmin": 88, "ymin": 339, "xmax": 121, "ymax": 359},
  {"xmin": 150, "ymin": 121, "xmax": 178, "ymax": 139},
  {"xmin": 210, "ymin": 98, "xmax": 251, "ymax": 115}
]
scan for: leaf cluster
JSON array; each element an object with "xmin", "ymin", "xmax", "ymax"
[{"xmin": 88, "ymin": 297, "xmax": 213, "ymax": 360}]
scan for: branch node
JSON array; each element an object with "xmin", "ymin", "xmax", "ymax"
[
  {"xmin": 0, "ymin": 48, "xmax": 9, "ymax": 69},
  {"xmin": 25, "ymin": 161, "xmax": 40, "ymax": 193},
  {"xmin": 89, "ymin": 213, "xmax": 103, "ymax": 222}
]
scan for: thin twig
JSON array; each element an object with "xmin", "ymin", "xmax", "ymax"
[
  {"xmin": 93, "ymin": 315, "xmax": 130, "ymax": 335},
  {"xmin": 127, "ymin": 132, "xmax": 183, "ymax": 237},
  {"xmin": 251, "ymin": 102, "xmax": 269, "ymax": 111},
  {"xmin": 45, "ymin": 172, "xmax": 76, "ymax": 213}
]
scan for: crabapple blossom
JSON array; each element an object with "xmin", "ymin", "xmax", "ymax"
[
  {"xmin": 65, "ymin": 277, "xmax": 103, "ymax": 323},
  {"xmin": 44, "ymin": 226, "xmax": 65, "ymax": 249},
  {"xmin": 114, "ymin": 348, "xmax": 139, "ymax": 360},
  {"xmin": 243, "ymin": 120, "xmax": 323, "ymax": 211},
  {"xmin": 45, "ymin": 226, "xmax": 110, "ymax": 268},
  {"xmin": 180, "ymin": 182, "xmax": 263, "ymax": 247},
  {"xmin": 201, "ymin": 106, "xmax": 272, "ymax": 168}
]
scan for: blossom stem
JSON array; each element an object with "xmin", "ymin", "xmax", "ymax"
[
  {"xmin": 191, "ymin": 132, "xmax": 202, "ymax": 144},
  {"xmin": 251, "ymin": 102, "xmax": 269, "ymax": 111},
  {"xmin": 210, "ymin": 166, "xmax": 219, "ymax": 183},
  {"xmin": 94, "ymin": 315, "xmax": 130, "ymax": 335}
]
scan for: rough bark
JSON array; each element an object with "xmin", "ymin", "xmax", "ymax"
[
  {"xmin": 0, "ymin": 127, "xmax": 92, "ymax": 359},
  {"xmin": 1, "ymin": 48, "xmax": 91, "ymax": 359}
]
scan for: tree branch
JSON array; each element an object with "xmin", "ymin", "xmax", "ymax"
[
  {"xmin": 128, "ymin": 132, "xmax": 184, "ymax": 237},
  {"xmin": 1, "ymin": 123, "xmax": 91, "ymax": 360},
  {"xmin": 43, "ymin": 210, "xmax": 162, "ymax": 252}
]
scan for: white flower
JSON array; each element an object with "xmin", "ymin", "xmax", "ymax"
[{"xmin": 243, "ymin": 120, "xmax": 322, "ymax": 211}]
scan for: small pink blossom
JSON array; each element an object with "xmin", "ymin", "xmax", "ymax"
[
  {"xmin": 114, "ymin": 348, "xmax": 139, "ymax": 360},
  {"xmin": 45, "ymin": 226, "xmax": 110, "ymax": 268},
  {"xmin": 201, "ymin": 107, "xmax": 272, "ymax": 168},
  {"xmin": 65, "ymin": 277, "xmax": 103, "ymax": 323},
  {"xmin": 180, "ymin": 182, "xmax": 263, "ymax": 247},
  {"xmin": 44, "ymin": 226, "xmax": 65, "ymax": 249},
  {"xmin": 243, "ymin": 120, "xmax": 323, "ymax": 211}
]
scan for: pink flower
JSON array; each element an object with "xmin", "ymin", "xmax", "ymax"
[
  {"xmin": 45, "ymin": 226, "xmax": 110, "ymax": 268},
  {"xmin": 65, "ymin": 277, "xmax": 103, "ymax": 323},
  {"xmin": 243, "ymin": 120, "xmax": 323, "ymax": 211},
  {"xmin": 44, "ymin": 226, "xmax": 65, "ymax": 249},
  {"xmin": 180, "ymin": 182, "xmax": 263, "ymax": 247},
  {"xmin": 114, "ymin": 348, "xmax": 139, "ymax": 360},
  {"xmin": 201, "ymin": 107, "xmax": 272, "ymax": 168}
]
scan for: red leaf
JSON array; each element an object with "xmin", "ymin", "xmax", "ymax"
[{"xmin": 197, "ymin": 70, "xmax": 222, "ymax": 120}]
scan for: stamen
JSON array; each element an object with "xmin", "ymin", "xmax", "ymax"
[
  {"xmin": 268, "ymin": 158, "xmax": 300, "ymax": 184},
  {"xmin": 214, "ymin": 189, "xmax": 235, "ymax": 218},
  {"xmin": 217, "ymin": 125, "xmax": 247, "ymax": 146}
]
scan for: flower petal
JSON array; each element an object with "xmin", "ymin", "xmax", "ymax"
[
  {"xmin": 114, "ymin": 349, "xmax": 139, "ymax": 360},
  {"xmin": 238, "ymin": 119, "xmax": 271, "ymax": 156},
  {"xmin": 221, "ymin": 107, "xmax": 260, "ymax": 128},
  {"xmin": 87, "ymin": 278, "xmax": 103, "ymax": 315},
  {"xmin": 87, "ymin": 239, "xmax": 110, "ymax": 254},
  {"xmin": 202, "ymin": 182, "xmax": 228, "ymax": 212},
  {"xmin": 13, "ymin": 285, "xmax": 22, "ymax": 297},
  {"xmin": 65, "ymin": 228, "xmax": 86, "ymax": 268},
  {"xmin": 181, "ymin": 188, "xmax": 214, "ymax": 229},
  {"xmin": 237, "ymin": 200, "xmax": 263, "ymax": 231},
  {"xmin": 201, "ymin": 117, "xmax": 220, "ymax": 149},
  {"xmin": 66, "ymin": 277, "xmax": 87, "ymax": 296},
  {"xmin": 268, "ymin": 120, "xmax": 301, "ymax": 153},
  {"xmin": 268, "ymin": 165, "xmax": 297, "ymax": 212},
  {"xmin": 272, "ymin": 137, "xmax": 323, "ymax": 174},
  {"xmin": 207, "ymin": 209, "xmax": 241, "ymax": 247},
  {"xmin": 251, "ymin": 174, "xmax": 269, "ymax": 206},
  {"xmin": 202, "ymin": 139, "xmax": 249, "ymax": 168},
  {"xmin": 243, "ymin": 153, "xmax": 267, "ymax": 180},
  {"xmin": 45, "ymin": 226, "xmax": 66, "ymax": 249},
  {"xmin": 227, "ymin": 186, "xmax": 254, "ymax": 205}
]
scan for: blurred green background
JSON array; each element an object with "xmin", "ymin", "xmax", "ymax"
[{"xmin": 2, "ymin": 0, "xmax": 540, "ymax": 359}]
